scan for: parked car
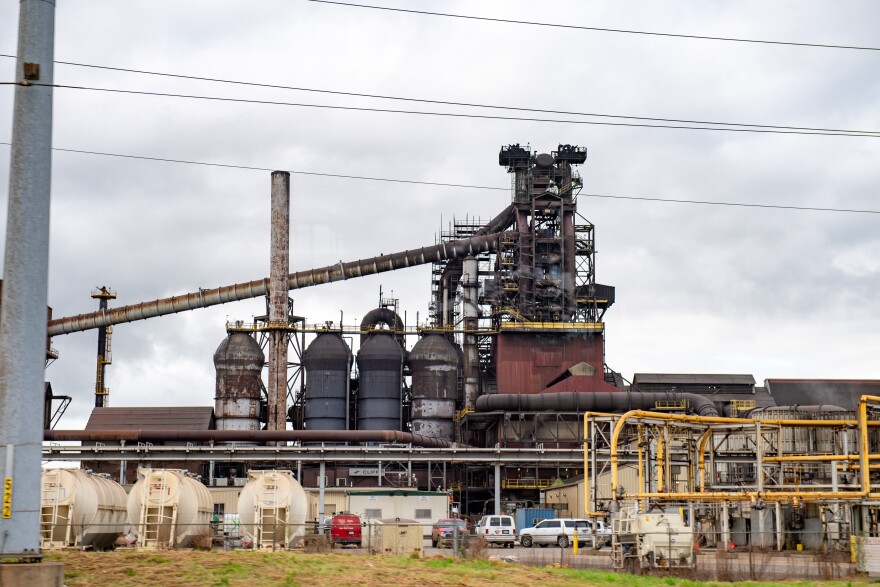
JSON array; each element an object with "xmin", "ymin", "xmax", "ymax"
[
  {"xmin": 519, "ymin": 518, "xmax": 606, "ymax": 548},
  {"xmin": 431, "ymin": 518, "xmax": 468, "ymax": 548},
  {"xmin": 474, "ymin": 514, "xmax": 516, "ymax": 547},
  {"xmin": 329, "ymin": 514, "xmax": 362, "ymax": 547}
]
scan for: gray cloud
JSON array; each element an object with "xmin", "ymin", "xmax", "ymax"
[{"xmin": 1, "ymin": 0, "xmax": 879, "ymax": 428}]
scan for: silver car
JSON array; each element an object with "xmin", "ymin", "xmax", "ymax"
[{"xmin": 519, "ymin": 518, "xmax": 595, "ymax": 548}]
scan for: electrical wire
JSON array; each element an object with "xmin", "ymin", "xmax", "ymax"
[
  {"xmin": 306, "ymin": 0, "xmax": 880, "ymax": 52},
  {"xmin": 1, "ymin": 53, "xmax": 877, "ymax": 136},
  {"xmin": 19, "ymin": 82, "xmax": 880, "ymax": 138},
  {"xmin": 0, "ymin": 142, "xmax": 506, "ymax": 191},
  {"xmin": 0, "ymin": 141, "xmax": 877, "ymax": 214}
]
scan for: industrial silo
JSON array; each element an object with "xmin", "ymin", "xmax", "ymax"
[
  {"xmin": 238, "ymin": 470, "xmax": 308, "ymax": 549},
  {"xmin": 356, "ymin": 333, "xmax": 404, "ymax": 431},
  {"xmin": 213, "ymin": 332, "xmax": 264, "ymax": 431},
  {"xmin": 40, "ymin": 468, "xmax": 128, "ymax": 550},
  {"xmin": 409, "ymin": 333, "xmax": 459, "ymax": 440},
  {"xmin": 302, "ymin": 333, "xmax": 352, "ymax": 430}
]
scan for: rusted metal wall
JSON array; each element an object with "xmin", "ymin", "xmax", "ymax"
[{"xmin": 495, "ymin": 331, "xmax": 618, "ymax": 394}]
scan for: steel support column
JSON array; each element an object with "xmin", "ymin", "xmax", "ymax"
[
  {"xmin": 0, "ymin": 0, "xmax": 55, "ymax": 558},
  {"xmin": 494, "ymin": 463, "xmax": 501, "ymax": 515}
]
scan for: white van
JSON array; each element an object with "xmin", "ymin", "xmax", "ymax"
[{"xmin": 474, "ymin": 514, "xmax": 516, "ymax": 547}]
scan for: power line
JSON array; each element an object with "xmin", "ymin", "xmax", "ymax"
[
  {"xmin": 1, "ymin": 53, "xmax": 876, "ymax": 136},
  {"xmin": 0, "ymin": 142, "xmax": 506, "ymax": 191},
  {"xmin": 306, "ymin": 0, "xmax": 880, "ymax": 52},
  {"xmin": 22, "ymin": 82, "xmax": 880, "ymax": 138},
  {"xmin": 0, "ymin": 141, "xmax": 876, "ymax": 214}
]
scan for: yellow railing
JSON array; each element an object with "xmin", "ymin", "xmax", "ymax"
[
  {"xmin": 729, "ymin": 399, "xmax": 757, "ymax": 417},
  {"xmin": 653, "ymin": 399, "xmax": 689, "ymax": 411},
  {"xmin": 502, "ymin": 478, "xmax": 552, "ymax": 489}
]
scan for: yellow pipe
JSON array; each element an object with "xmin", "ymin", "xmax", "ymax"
[
  {"xmin": 628, "ymin": 491, "xmax": 880, "ymax": 502},
  {"xmin": 637, "ymin": 426, "xmax": 644, "ymax": 511},
  {"xmin": 609, "ymin": 407, "xmax": 880, "ymax": 497},
  {"xmin": 697, "ymin": 428, "xmax": 713, "ymax": 492},
  {"xmin": 583, "ymin": 411, "xmax": 589, "ymax": 517},
  {"xmin": 764, "ymin": 454, "xmax": 880, "ymax": 463},
  {"xmin": 656, "ymin": 433, "xmax": 664, "ymax": 491},
  {"xmin": 581, "ymin": 411, "xmax": 618, "ymax": 517}
]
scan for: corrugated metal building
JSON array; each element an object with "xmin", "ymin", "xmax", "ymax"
[
  {"xmin": 765, "ymin": 379, "xmax": 880, "ymax": 411},
  {"xmin": 80, "ymin": 407, "xmax": 215, "ymax": 484}
]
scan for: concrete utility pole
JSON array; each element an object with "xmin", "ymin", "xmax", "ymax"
[
  {"xmin": 267, "ymin": 171, "xmax": 290, "ymax": 431},
  {"xmin": 0, "ymin": 1, "xmax": 64, "ymax": 582}
]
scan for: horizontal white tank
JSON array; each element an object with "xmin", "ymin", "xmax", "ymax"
[
  {"xmin": 238, "ymin": 470, "xmax": 308, "ymax": 549},
  {"xmin": 40, "ymin": 468, "xmax": 128, "ymax": 550},
  {"xmin": 127, "ymin": 468, "xmax": 213, "ymax": 548}
]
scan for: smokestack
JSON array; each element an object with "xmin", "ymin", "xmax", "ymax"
[{"xmin": 268, "ymin": 171, "xmax": 290, "ymax": 431}]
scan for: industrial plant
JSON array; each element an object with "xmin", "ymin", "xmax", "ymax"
[{"xmin": 34, "ymin": 144, "xmax": 880, "ymax": 568}]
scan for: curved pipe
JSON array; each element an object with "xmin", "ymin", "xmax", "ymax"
[
  {"xmin": 359, "ymin": 307, "xmax": 404, "ymax": 346},
  {"xmin": 48, "ymin": 231, "xmax": 508, "ymax": 336},
  {"xmin": 475, "ymin": 390, "xmax": 720, "ymax": 417},
  {"xmin": 45, "ymin": 428, "xmax": 458, "ymax": 448},
  {"xmin": 610, "ymin": 407, "xmax": 880, "ymax": 501}
]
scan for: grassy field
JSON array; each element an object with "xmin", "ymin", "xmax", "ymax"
[{"xmin": 44, "ymin": 550, "xmax": 865, "ymax": 587}]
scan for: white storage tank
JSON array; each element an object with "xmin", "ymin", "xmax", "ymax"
[
  {"xmin": 127, "ymin": 468, "xmax": 213, "ymax": 548},
  {"xmin": 238, "ymin": 470, "xmax": 308, "ymax": 549},
  {"xmin": 40, "ymin": 468, "xmax": 128, "ymax": 550}
]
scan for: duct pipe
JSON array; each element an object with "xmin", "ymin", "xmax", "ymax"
[
  {"xmin": 359, "ymin": 307, "xmax": 404, "ymax": 346},
  {"xmin": 268, "ymin": 171, "xmax": 290, "ymax": 431},
  {"xmin": 462, "ymin": 256, "xmax": 479, "ymax": 407},
  {"xmin": 44, "ymin": 428, "xmax": 458, "ymax": 448},
  {"xmin": 48, "ymin": 231, "xmax": 508, "ymax": 336},
  {"xmin": 475, "ymin": 390, "xmax": 720, "ymax": 417},
  {"xmin": 0, "ymin": 0, "xmax": 55, "ymax": 558}
]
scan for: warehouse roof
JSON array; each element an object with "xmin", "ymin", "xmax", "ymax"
[
  {"xmin": 633, "ymin": 373, "xmax": 756, "ymax": 386},
  {"xmin": 765, "ymin": 379, "xmax": 880, "ymax": 411},
  {"xmin": 85, "ymin": 406, "xmax": 215, "ymax": 430}
]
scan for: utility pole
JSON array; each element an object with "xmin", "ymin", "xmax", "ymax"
[{"xmin": 0, "ymin": 1, "xmax": 63, "ymax": 583}]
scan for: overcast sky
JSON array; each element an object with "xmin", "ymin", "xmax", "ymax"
[{"xmin": 1, "ymin": 1, "xmax": 879, "ymax": 430}]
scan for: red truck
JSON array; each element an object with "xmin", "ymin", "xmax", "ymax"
[{"xmin": 329, "ymin": 514, "xmax": 362, "ymax": 548}]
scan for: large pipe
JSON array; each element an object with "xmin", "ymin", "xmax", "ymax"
[
  {"xmin": 268, "ymin": 171, "xmax": 290, "ymax": 431},
  {"xmin": 462, "ymin": 256, "xmax": 479, "ymax": 407},
  {"xmin": 475, "ymin": 390, "xmax": 720, "ymax": 417},
  {"xmin": 359, "ymin": 307, "xmax": 404, "ymax": 346},
  {"xmin": 0, "ymin": 0, "xmax": 55, "ymax": 558},
  {"xmin": 44, "ymin": 428, "xmax": 457, "ymax": 448},
  {"xmin": 47, "ymin": 231, "xmax": 507, "ymax": 336}
]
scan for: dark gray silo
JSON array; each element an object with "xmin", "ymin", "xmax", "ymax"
[
  {"xmin": 356, "ymin": 333, "xmax": 404, "ymax": 431},
  {"xmin": 409, "ymin": 334, "xmax": 459, "ymax": 441},
  {"xmin": 214, "ymin": 332, "xmax": 265, "ymax": 431},
  {"xmin": 302, "ymin": 333, "xmax": 352, "ymax": 431}
]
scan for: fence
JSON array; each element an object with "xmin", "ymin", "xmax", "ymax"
[{"xmin": 38, "ymin": 520, "xmax": 862, "ymax": 581}]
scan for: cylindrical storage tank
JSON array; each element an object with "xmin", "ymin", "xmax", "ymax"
[
  {"xmin": 238, "ymin": 470, "xmax": 308, "ymax": 549},
  {"xmin": 409, "ymin": 333, "xmax": 459, "ymax": 440},
  {"xmin": 213, "ymin": 332, "xmax": 265, "ymax": 431},
  {"xmin": 127, "ymin": 468, "xmax": 213, "ymax": 548},
  {"xmin": 303, "ymin": 333, "xmax": 352, "ymax": 430},
  {"xmin": 40, "ymin": 468, "xmax": 128, "ymax": 550},
  {"xmin": 356, "ymin": 333, "xmax": 404, "ymax": 431}
]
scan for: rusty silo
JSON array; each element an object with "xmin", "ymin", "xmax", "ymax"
[
  {"xmin": 302, "ymin": 332, "xmax": 352, "ymax": 431},
  {"xmin": 356, "ymin": 333, "xmax": 404, "ymax": 431},
  {"xmin": 213, "ymin": 332, "xmax": 264, "ymax": 431},
  {"xmin": 409, "ymin": 333, "xmax": 459, "ymax": 440}
]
